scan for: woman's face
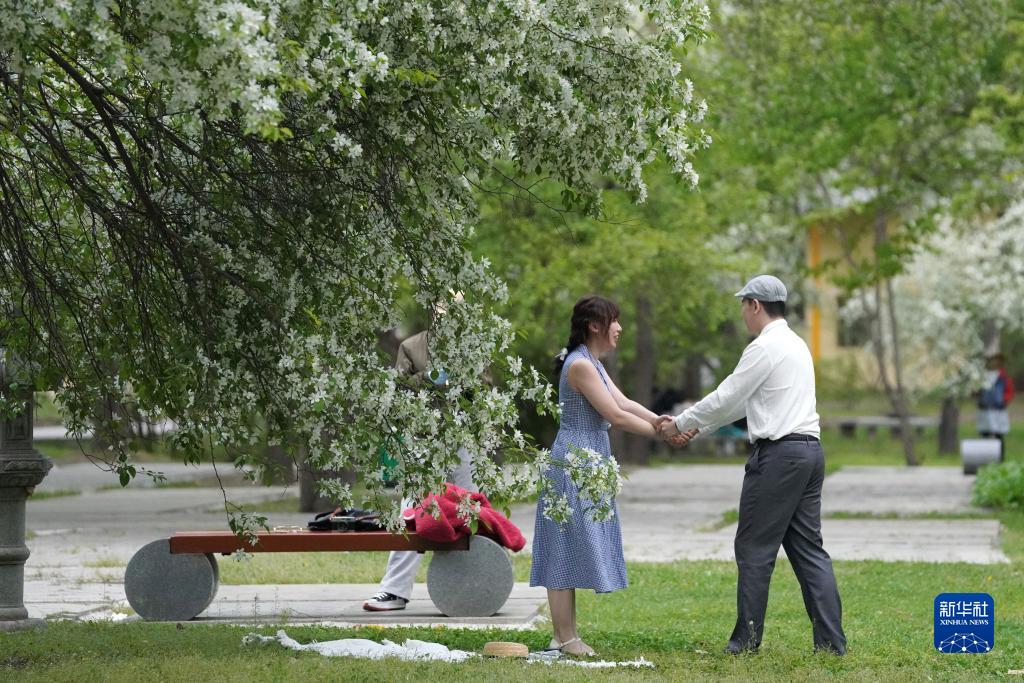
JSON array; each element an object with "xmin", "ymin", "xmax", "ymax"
[
  {"xmin": 604, "ymin": 319, "xmax": 622, "ymax": 350},
  {"xmin": 587, "ymin": 316, "xmax": 621, "ymax": 353},
  {"xmin": 606, "ymin": 319, "xmax": 622, "ymax": 348}
]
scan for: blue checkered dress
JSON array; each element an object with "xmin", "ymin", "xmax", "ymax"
[{"xmin": 529, "ymin": 346, "xmax": 628, "ymax": 593}]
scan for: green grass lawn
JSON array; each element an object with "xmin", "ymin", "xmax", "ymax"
[
  {"xmin": 3, "ymin": 550, "xmax": 1023, "ymax": 681},
  {"xmin": 25, "ymin": 489, "xmax": 80, "ymax": 502},
  {"xmin": 33, "ymin": 439, "xmax": 181, "ymax": 465}
]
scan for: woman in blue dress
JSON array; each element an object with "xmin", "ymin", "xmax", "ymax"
[{"xmin": 530, "ymin": 295, "xmax": 694, "ymax": 657}]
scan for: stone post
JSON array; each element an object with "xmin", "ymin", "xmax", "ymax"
[{"xmin": 0, "ymin": 353, "xmax": 52, "ymax": 631}]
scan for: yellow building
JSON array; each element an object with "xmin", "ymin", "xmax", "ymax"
[{"xmin": 801, "ymin": 219, "xmax": 880, "ymax": 384}]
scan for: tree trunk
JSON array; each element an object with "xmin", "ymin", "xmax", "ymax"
[
  {"xmin": 883, "ymin": 275, "xmax": 917, "ymax": 465},
  {"xmin": 938, "ymin": 395, "xmax": 959, "ymax": 455},
  {"xmin": 683, "ymin": 354, "xmax": 704, "ymax": 402},
  {"xmin": 299, "ymin": 464, "xmax": 328, "ymax": 512},
  {"xmin": 263, "ymin": 443, "xmax": 297, "ymax": 485},
  {"xmin": 297, "ymin": 446, "xmax": 358, "ymax": 512},
  {"xmin": 870, "ymin": 210, "xmax": 917, "ymax": 466},
  {"xmin": 980, "ymin": 319, "xmax": 1000, "ymax": 356},
  {"xmin": 623, "ymin": 295, "xmax": 656, "ymax": 465}
]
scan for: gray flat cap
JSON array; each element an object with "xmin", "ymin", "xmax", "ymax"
[{"xmin": 734, "ymin": 274, "xmax": 788, "ymax": 302}]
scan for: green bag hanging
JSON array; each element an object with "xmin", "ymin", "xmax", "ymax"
[{"xmin": 377, "ymin": 433, "xmax": 402, "ymax": 483}]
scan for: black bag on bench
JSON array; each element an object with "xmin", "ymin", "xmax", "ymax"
[{"xmin": 307, "ymin": 507, "xmax": 384, "ymax": 532}]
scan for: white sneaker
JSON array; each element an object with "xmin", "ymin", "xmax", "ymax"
[{"xmin": 362, "ymin": 591, "xmax": 409, "ymax": 611}]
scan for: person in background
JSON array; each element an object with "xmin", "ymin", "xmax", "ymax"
[
  {"xmin": 977, "ymin": 352, "xmax": 1015, "ymax": 462},
  {"xmin": 363, "ymin": 293, "xmax": 476, "ymax": 612}
]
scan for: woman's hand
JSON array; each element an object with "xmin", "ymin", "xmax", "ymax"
[{"xmin": 655, "ymin": 415, "xmax": 697, "ymax": 447}]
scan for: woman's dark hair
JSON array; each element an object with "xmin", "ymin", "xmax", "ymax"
[{"xmin": 553, "ymin": 295, "xmax": 620, "ymax": 376}]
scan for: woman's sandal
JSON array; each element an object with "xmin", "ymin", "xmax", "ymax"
[{"xmin": 546, "ymin": 637, "xmax": 598, "ymax": 659}]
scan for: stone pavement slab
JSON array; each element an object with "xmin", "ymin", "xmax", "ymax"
[
  {"xmin": 690, "ymin": 519, "xmax": 1008, "ymax": 564},
  {"xmin": 822, "ymin": 466, "xmax": 977, "ymax": 514},
  {"xmin": 195, "ymin": 583, "xmax": 546, "ymax": 626},
  {"xmin": 25, "ymin": 581, "xmax": 546, "ymax": 627},
  {"xmin": 809, "ymin": 519, "xmax": 1006, "ymax": 563}
]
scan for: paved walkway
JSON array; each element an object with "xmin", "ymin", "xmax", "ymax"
[
  {"xmin": 30, "ymin": 581, "xmax": 546, "ymax": 628},
  {"xmin": 38, "ymin": 460, "xmax": 244, "ymax": 493},
  {"xmin": 510, "ymin": 464, "xmax": 1005, "ymax": 565},
  {"xmin": 20, "ymin": 463, "xmax": 1006, "ymax": 627}
]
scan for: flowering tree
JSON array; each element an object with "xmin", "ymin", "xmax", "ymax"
[
  {"xmin": 0, "ymin": 1, "xmax": 711, "ymax": 531},
  {"xmin": 842, "ymin": 202, "xmax": 1024, "ymax": 451}
]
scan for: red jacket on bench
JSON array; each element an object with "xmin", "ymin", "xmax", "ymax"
[{"xmin": 404, "ymin": 483, "xmax": 525, "ymax": 552}]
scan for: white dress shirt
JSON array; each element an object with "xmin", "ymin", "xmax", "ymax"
[{"xmin": 675, "ymin": 319, "xmax": 820, "ymax": 442}]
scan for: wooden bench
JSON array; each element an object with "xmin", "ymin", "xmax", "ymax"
[
  {"xmin": 125, "ymin": 530, "xmax": 514, "ymax": 622},
  {"xmin": 169, "ymin": 529, "xmax": 469, "ymax": 554}
]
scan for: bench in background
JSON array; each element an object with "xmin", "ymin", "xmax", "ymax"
[{"xmin": 830, "ymin": 415, "xmax": 939, "ymax": 439}]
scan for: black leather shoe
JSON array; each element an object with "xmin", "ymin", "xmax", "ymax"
[{"xmin": 723, "ymin": 645, "xmax": 759, "ymax": 655}]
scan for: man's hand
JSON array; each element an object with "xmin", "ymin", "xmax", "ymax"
[
  {"xmin": 656, "ymin": 415, "xmax": 697, "ymax": 447},
  {"xmin": 657, "ymin": 414, "xmax": 680, "ymax": 438},
  {"xmin": 669, "ymin": 428, "xmax": 699, "ymax": 448}
]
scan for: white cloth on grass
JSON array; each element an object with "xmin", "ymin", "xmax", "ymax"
[
  {"xmin": 526, "ymin": 652, "xmax": 655, "ymax": 668},
  {"xmin": 243, "ymin": 630, "xmax": 473, "ymax": 662}
]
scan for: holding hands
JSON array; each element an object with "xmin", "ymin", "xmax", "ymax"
[{"xmin": 655, "ymin": 415, "xmax": 698, "ymax": 447}]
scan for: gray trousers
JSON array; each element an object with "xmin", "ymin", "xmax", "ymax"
[{"xmin": 729, "ymin": 436, "xmax": 846, "ymax": 654}]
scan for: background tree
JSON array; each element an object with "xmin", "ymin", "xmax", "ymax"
[
  {"xmin": 705, "ymin": 0, "xmax": 1011, "ymax": 465},
  {"xmin": 842, "ymin": 202, "xmax": 1024, "ymax": 454},
  {"xmin": 474, "ymin": 162, "xmax": 754, "ymax": 462},
  {"xmin": 0, "ymin": 0, "xmax": 713, "ymax": 532}
]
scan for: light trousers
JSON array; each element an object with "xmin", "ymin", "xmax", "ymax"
[{"xmin": 378, "ymin": 447, "xmax": 476, "ymax": 600}]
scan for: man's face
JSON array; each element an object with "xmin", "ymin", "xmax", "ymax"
[{"xmin": 740, "ymin": 298, "xmax": 757, "ymax": 334}]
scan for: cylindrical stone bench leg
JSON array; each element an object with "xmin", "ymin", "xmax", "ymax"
[
  {"xmin": 962, "ymin": 439, "xmax": 1001, "ymax": 475},
  {"xmin": 203, "ymin": 554, "xmax": 220, "ymax": 613},
  {"xmin": 427, "ymin": 535, "xmax": 514, "ymax": 617},
  {"xmin": 125, "ymin": 539, "xmax": 218, "ymax": 621}
]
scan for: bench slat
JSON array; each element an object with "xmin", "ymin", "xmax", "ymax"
[{"xmin": 169, "ymin": 530, "xmax": 470, "ymax": 555}]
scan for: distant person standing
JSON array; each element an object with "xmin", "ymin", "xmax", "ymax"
[
  {"xmin": 660, "ymin": 275, "xmax": 846, "ymax": 656},
  {"xmin": 364, "ymin": 293, "xmax": 477, "ymax": 612},
  {"xmin": 977, "ymin": 352, "xmax": 1015, "ymax": 462}
]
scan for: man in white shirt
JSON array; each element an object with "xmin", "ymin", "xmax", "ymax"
[{"xmin": 660, "ymin": 275, "xmax": 846, "ymax": 656}]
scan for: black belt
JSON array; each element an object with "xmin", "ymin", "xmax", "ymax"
[{"xmin": 754, "ymin": 433, "xmax": 819, "ymax": 446}]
